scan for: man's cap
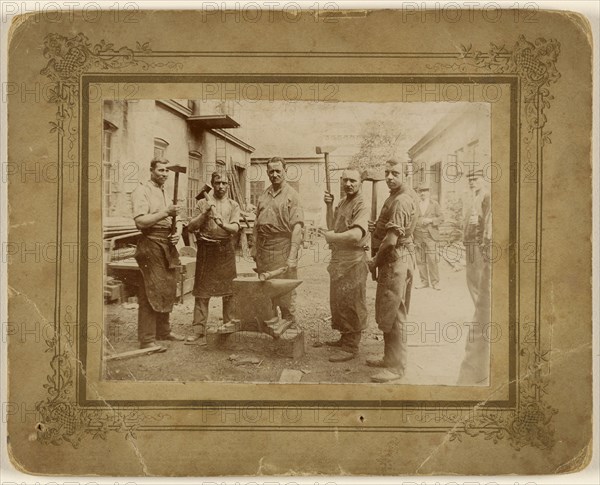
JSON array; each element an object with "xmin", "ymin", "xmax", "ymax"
[
  {"xmin": 466, "ymin": 168, "xmax": 484, "ymax": 179},
  {"xmin": 417, "ymin": 184, "xmax": 430, "ymax": 192}
]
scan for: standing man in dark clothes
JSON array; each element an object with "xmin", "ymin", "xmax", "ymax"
[
  {"xmin": 187, "ymin": 170, "xmax": 241, "ymax": 340},
  {"xmin": 458, "ymin": 170, "xmax": 492, "ymax": 385},
  {"xmin": 131, "ymin": 158, "xmax": 185, "ymax": 350},
  {"xmin": 367, "ymin": 159, "xmax": 418, "ymax": 383},
  {"xmin": 251, "ymin": 157, "xmax": 304, "ymax": 326},
  {"xmin": 413, "ymin": 184, "xmax": 444, "ymax": 290},
  {"xmin": 463, "ymin": 169, "xmax": 490, "ymax": 306},
  {"xmin": 323, "ymin": 169, "xmax": 370, "ymax": 363}
]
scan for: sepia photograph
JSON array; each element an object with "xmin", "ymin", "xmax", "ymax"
[
  {"xmin": 5, "ymin": 5, "xmax": 594, "ymax": 477},
  {"xmin": 101, "ymin": 96, "xmax": 493, "ymax": 386}
]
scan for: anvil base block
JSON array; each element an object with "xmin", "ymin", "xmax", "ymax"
[{"xmin": 206, "ymin": 319, "xmax": 305, "ymax": 360}]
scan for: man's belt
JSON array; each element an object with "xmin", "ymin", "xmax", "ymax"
[
  {"xmin": 142, "ymin": 226, "xmax": 171, "ymax": 243},
  {"xmin": 329, "ymin": 243, "xmax": 368, "ymax": 252},
  {"xmin": 257, "ymin": 231, "xmax": 291, "ymax": 238},
  {"xmin": 197, "ymin": 235, "xmax": 230, "ymax": 245}
]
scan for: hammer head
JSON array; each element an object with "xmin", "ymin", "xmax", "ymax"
[
  {"xmin": 361, "ymin": 168, "xmax": 385, "ymax": 182},
  {"xmin": 167, "ymin": 163, "xmax": 187, "ymax": 174},
  {"xmin": 195, "ymin": 183, "xmax": 212, "ymax": 201},
  {"xmin": 316, "ymin": 146, "xmax": 337, "ymax": 155}
]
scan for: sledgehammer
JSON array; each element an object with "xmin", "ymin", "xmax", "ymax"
[
  {"xmin": 362, "ymin": 168, "xmax": 385, "ymax": 281},
  {"xmin": 167, "ymin": 163, "xmax": 187, "ymax": 234}
]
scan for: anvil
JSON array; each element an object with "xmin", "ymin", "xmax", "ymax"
[{"xmin": 230, "ymin": 276, "xmax": 302, "ymax": 338}]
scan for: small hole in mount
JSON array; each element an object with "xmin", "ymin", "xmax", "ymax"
[{"xmin": 359, "ymin": 415, "xmax": 365, "ymax": 423}]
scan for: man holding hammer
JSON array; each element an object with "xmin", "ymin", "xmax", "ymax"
[
  {"xmin": 323, "ymin": 169, "xmax": 370, "ymax": 362},
  {"xmin": 187, "ymin": 170, "xmax": 241, "ymax": 340},
  {"xmin": 367, "ymin": 159, "xmax": 418, "ymax": 382},
  {"xmin": 131, "ymin": 157, "xmax": 185, "ymax": 350}
]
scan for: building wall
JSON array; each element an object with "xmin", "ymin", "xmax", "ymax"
[
  {"xmin": 102, "ymin": 100, "xmax": 253, "ymax": 224},
  {"xmin": 408, "ymin": 104, "xmax": 491, "ymax": 234}
]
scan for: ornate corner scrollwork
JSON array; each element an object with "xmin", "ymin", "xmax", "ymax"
[
  {"xmin": 449, "ymin": 349, "xmax": 558, "ymax": 451},
  {"xmin": 35, "ymin": 307, "xmax": 168, "ymax": 447},
  {"xmin": 40, "ymin": 33, "xmax": 182, "ymax": 159},
  {"xmin": 460, "ymin": 35, "xmax": 560, "ymax": 144}
]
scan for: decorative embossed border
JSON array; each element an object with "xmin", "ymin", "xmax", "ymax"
[{"xmin": 34, "ymin": 33, "xmax": 560, "ymax": 451}]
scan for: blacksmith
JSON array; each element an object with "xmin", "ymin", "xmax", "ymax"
[
  {"xmin": 252, "ymin": 157, "xmax": 304, "ymax": 325},
  {"xmin": 367, "ymin": 159, "xmax": 418, "ymax": 382},
  {"xmin": 323, "ymin": 169, "xmax": 369, "ymax": 362},
  {"xmin": 131, "ymin": 158, "xmax": 185, "ymax": 350},
  {"xmin": 187, "ymin": 171, "xmax": 241, "ymax": 340}
]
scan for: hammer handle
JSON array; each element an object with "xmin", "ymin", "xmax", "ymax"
[
  {"xmin": 323, "ymin": 152, "xmax": 331, "ymax": 193},
  {"xmin": 370, "ymin": 180, "xmax": 379, "ymax": 281},
  {"xmin": 259, "ymin": 266, "xmax": 289, "ymax": 281},
  {"xmin": 170, "ymin": 172, "xmax": 180, "ymax": 234},
  {"xmin": 370, "ymin": 180, "xmax": 378, "ymax": 220}
]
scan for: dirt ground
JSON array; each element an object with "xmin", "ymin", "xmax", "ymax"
[{"xmin": 105, "ymin": 237, "xmax": 477, "ymax": 385}]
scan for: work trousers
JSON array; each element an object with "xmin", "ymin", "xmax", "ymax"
[
  {"xmin": 465, "ymin": 240, "xmax": 484, "ymax": 306},
  {"xmin": 193, "ymin": 296, "xmax": 234, "ymax": 331},
  {"xmin": 414, "ymin": 233, "xmax": 440, "ymax": 286},
  {"xmin": 137, "ymin": 281, "xmax": 172, "ymax": 344},
  {"xmin": 458, "ymin": 245, "xmax": 491, "ymax": 385},
  {"xmin": 375, "ymin": 246, "xmax": 414, "ymax": 372},
  {"xmin": 382, "ymin": 321, "xmax": 407, "ymax": 372}
]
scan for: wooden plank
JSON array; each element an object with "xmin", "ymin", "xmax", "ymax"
[{"xmin": 105, "ymin": 345, "xmax": 166, "ymax": 361}]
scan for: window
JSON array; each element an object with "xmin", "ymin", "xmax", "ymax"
[
  {"xmin": 154, "ymin": 138, "xmax": 169, "ymax": 159},
  {"xmin": 103, "ymin": 120, "xmax": 118, "ymax": 214},
  {"xmin": 187, "ymin": 151, "xmax": 203, "ymax": 218},
  {"xmin": 250, "ymin": 181, "xmax": 265, "ymax": 207}
]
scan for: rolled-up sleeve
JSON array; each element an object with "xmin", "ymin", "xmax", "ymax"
[
  {"xmin": 384, "ymin": 199, "xmax": 410, "ymax": 237},
  {"xmin": 288, "ymin": 192, "xmax": 304, "ymax": 228},
  {"xmin": 351, "ymin": 200, "xmax": 370, "ymax": 237},
  {"xmin": 131, "ymin": 185, "xmax": 149, "ymax": 219},
  {"xmin": 230, "ymin": 201, "xmax": 241, "ymax": 227}
]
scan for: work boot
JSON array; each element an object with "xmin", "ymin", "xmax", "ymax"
[
  {"xmin": 186, "ymin": 325, "xmax": 206, "ymax": 342},
  {"xmin": 325, "ymin": 339, "xmax": 343, "ymax": 348},
  {"xmin": 156, "ymin": 332, "xmax": 185, "ymax": 341},
  {"xmin": 370, "ymin": 368, "xmax": 405, "ymax": 383}
]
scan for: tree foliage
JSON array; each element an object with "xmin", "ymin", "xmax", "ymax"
[{"xmin": 348, "ymin": 120, "xmax": 406, "ymax": 172}]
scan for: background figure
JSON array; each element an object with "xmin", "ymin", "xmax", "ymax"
[
  {"xmin": 413, "ymin": 184, "xmax": 444, "ymax": 290},
  {"xmin": 458, "ymin": 172, "xmax": 492, "ymax": 385},
  {"xmin": 463, "ymin": 169, "xmax": 490, "ymax": 306},
  {"xmin": 252, "ymin": 157, "xmax": 304, "ymax": 326},
  {"xmin": 131, "ymin": 158, "xmax": 184, "ymax": 349},
  {"xmin": 187, "ymin": 171, "xmax": 241, "ymax": 340},
  {"xmin": 323, "ymin": 169, "xmax": 370, "ymax": 363},
  {"xmin": 367, "ymin": 160, "xmax": 418, "ymax": 383}
]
